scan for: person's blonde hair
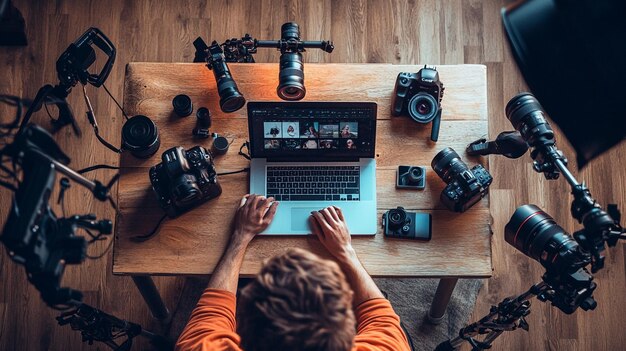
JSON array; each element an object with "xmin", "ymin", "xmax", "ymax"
[{"xmin": 237, "ymin": 248, "xmax": 356, "ymax": 351}]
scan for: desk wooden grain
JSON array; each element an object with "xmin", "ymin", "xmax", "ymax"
[{"xmin": 114, "ymin": 63, "xmax": 491, "ymax": 277}]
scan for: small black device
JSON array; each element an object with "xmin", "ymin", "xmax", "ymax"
[
  {"xmin": 193, "ymin": 107, "xmax": 211, "ymax": 138},
  {"xmin": 149, "ymin": 146, "xmax": 222, "ymax": 218},
  {"xmin": 212, "ymin": 134, "xmax": 229, "ymax": 155},
  {"xmin": 396, "ymin": 165, "xmax": 426, "ymax": 189},
  {"xmin": 172, "ymin": 94, "xmax": 193, "ymax": 117},
  {"xmin": 382, "ymin": 207, "xmax": 432, "ymax": 240},
  {"xmin": 121, "ymin": 115, "xmax": 161, "ymax": 158},
  {"xmin": 466, "ymin": 131, "xmax": 528, "ymax": 159},
  {"xmin": 431, "ymin": 147, "xmax": 492, "ymax": 212},
  {"xmin": 193, "ymin": 38, "xmax": 246, "ymax": 113},
  {"xmin": 391, "ymin": 66, "xmax": 444, "ymax": 142}
]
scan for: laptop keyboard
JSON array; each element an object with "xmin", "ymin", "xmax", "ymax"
[{"xmin": 266, "ymin": 166, "xmax": 360, "ymax": 201}]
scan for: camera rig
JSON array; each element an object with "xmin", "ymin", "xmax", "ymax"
[
  {"xmin": 18, "ymin": 27, "xmax": 116, "ymax": 137},
  {"xmin": 0, "ymin": 124, "xmax": 169, "ymax": 350},
  {"xmin": 193, "ymin": 22, "xmax": 334, "ymax": 105},
  {"xmin": 437, "ymin": 93, "xmax": 625, "ymax": 351}
]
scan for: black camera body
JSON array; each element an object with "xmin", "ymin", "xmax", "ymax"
[
  {"xmin": 382, "ymin": 207, "xmax": 432, "ymax": 240},
  {"xmin": 150, "ymin": 146, "xmax": 222, "ymax": 218},
  {"xmin": 432, "ymin": 147, "xmax": 493, "ymax": 213},
  {"xmin": 391, "ymin": 66, "xmax": 444, "ymax": 142}
]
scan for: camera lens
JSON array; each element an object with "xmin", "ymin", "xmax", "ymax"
[
  {"xmin": 431, "ymin": 147, "xmax": 469, "ymax": 184},
  {"xmin": 211, "ymin": 60, "xmax": 246, "ymax": 113},
  {"xmin": 171, "ymin": 173, "xmax": 201, "ymax": 207},
  {"xmin": 504, "ymin": 92, "xmax": 554, "ymax": 146},
  {"xmin": 408, "ymin": 93, "xmax": 438, "ymax": 123},
  {"xmin": 172, "ymin": 94, "xmax": 193, "ymax": 117},
  {"xmin": 277, "ymin": 52, "xmax": 306, "ymax": 101},
  {"xmin": 121, "ymin": 115, "xmax": 160, "ymax": 158},
  {"xmin": 407, "ymin": 167, "xmax": 423, "ymax": 184},
  {"xmin": 387, "ymin": 207, "xmax": 407, "ymax": 229},
  {"xmin": 504, "ymin": 204, "xmax": 582, "ymax": 273}
]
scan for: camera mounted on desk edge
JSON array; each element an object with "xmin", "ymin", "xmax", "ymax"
[
  {"xmin": 392, "ymin": 66, "xmax": 444, "ymax": 142},
  {"xmin": 193, "ymin": 22, "xmax": 334, "ymax": 113}
]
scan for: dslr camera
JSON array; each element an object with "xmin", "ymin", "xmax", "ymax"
[
  {"xmin": 150, "ymin": 146, "xmax": 222, "ymax": 218},
  {"xmin": 391, "ymin": 66, "xmax": 444, "ymax": 142},
  {"xmin": 382, "ymin": 207, "xmax": 432, "ymax": 240},
  {"xmin": 431, "ymin": 147, "xmax": 492, "ymax": 213}
]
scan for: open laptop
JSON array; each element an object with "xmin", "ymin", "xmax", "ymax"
[{"xmin": 248, "ymin": 102, "xmax": 378, "ymax": 235}]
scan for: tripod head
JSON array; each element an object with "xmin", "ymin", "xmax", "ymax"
[{"xmin": 16, "ymin": 27, "xmax": 116, "ymax": 136}]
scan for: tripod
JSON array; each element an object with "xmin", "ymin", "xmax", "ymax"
[
  {"xmin": 57, "ymin": 302, "xmax": 171, "ymax": 351},
  {"xmin": 437, "ymin": 93, "xmax": 625, "ymax": 350}
]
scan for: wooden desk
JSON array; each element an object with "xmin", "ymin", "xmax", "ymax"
[{"xmin": 115, "ymin": 63, "xmax": 491, "ymax": 322}]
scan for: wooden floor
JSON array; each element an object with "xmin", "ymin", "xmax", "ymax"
[{"xmin": 1, "ymin": 1, "xmax": 624, "ymax": 350}]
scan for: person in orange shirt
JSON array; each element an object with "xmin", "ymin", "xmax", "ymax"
[{"xmin": 176, "ymin": 194, "xmax": 412, "ymax": 351}]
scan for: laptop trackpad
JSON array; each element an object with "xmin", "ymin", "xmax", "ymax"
[{"xmin": 291, "ymin": 208, "xmax": 317, "ymax": 232}]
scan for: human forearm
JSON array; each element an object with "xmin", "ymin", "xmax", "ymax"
[
  {"xmin": 336, "ymin": 247, "xmax": 384, "ymax": 307},
  {"xmin": 207, "ymin": 235, "xmax": 249, "ymax": 294}
]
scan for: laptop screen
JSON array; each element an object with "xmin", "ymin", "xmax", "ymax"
[{"xmin": 247, "ymin": 102, "xmax": 377, "ymax": 160}]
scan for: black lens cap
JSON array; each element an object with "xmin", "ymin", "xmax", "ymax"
[
  {"xmin": 173, "ymin": 94, "xmax": 193, "ymax": 117},
  {"xmin": 212, "ymin": 135, "xmax": 229, "ymax": 155}
]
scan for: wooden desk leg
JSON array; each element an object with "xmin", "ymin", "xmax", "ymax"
[
  {"xmin": 132, "ymin": 276, "xmax": 171, "ymax": 321},
  {"xmin": 428, "ymin": 277, "xmax": 458, "ymax": 325}
]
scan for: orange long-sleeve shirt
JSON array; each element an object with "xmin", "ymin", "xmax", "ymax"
[{"xmin": 176, "ymin": 289, "xmax": 411, "ymax": 351}]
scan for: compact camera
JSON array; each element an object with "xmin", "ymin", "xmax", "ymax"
[
  {"xmin": 382, "ymin": 207, "xmax": 432, "ymax": 240},
  {"xmin": 149, "ymin": 146, "xmax": 222, "ymax": 218},
  {"xmin": 391, "ymin": 66, "xmax": 444, "ymax": 142},
  {"xmin": 431, "ymin": 147, "xmax": 493, "ymax": 213}
]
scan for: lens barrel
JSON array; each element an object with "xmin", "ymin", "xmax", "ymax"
[
  {"xmin": 121, "ymin": 115, "xmax": 160, "ymax": 158},
  {"xmin": 281, "ymin": 22, "xmax": 300, "ymax": 40},
  {"xmin": 277, "ymin": 52, "xmax": 306, "ymax": 100},
  {"xmin": 505, "ymin": 204, "xmax": 581, "ymax": 273},
  {"xmin": 212, "ymin": 61, "xmax": 246, "ymax": 113},
  {"xmin": 505, "ymin": 92, "xmax": 554, "ymax": 145},
  {"xmin": 431, "ymin": 147, "xmax": 470, "ymax": 184}
]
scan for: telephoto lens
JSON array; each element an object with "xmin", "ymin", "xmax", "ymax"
[
  {"xmin": 505, "ymin": 92, "xmax": 555, "ymax": 147},
  {"xmin": 213, "ymin": 62, "xmax": 246, "ymax": 112},
  {"xmin": 504, "ymin": 204, "xmax": 587, "ymax": 273},
  {"xmin": 276, "ymin": 22, "xmax": 306, "ymax": 100},
  {"xmin": 206, "ymin": 42, "xmax": 246, "ymax": 113},
  {"xmin": 121, "ymin": 115, "xmax": 160, "ymax": 158}
]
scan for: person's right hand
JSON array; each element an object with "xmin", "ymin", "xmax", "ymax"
[{"xmin": 310, "ymin": 206, "xmax": 355, "ymax": 261}]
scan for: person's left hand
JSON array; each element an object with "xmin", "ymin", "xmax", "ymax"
[{"xmin": 231, "ymin": 194, "xmax": 279, "ymax": 245}]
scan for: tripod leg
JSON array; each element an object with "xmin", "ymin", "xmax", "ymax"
[
  {"xmin": 131, "ymin": 275, "xmax": 171, "ymax": 321},
  {"xmin": 428, "ymin": 278, "xmax": 458, "ymax": 324}
]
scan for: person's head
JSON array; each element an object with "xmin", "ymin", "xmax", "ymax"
[
  {"xmin": 342, "ymin": 125, "xmax": 350, "ymax": 132},
  {"xmin": 288, "ymin": 125, "xmax": 295, "ymax": 133},
  {"xmin": 237, "ymin": 248, "xmax": 356, "ymax": 351},
  {"xmin": 347, "ymin": 139, "xmax": 354, "ymax": 148}
]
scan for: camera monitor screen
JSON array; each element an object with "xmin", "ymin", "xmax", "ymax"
[{"xmin": 248, "ymin": 102, "xmax": 377, "ymax": 160}]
